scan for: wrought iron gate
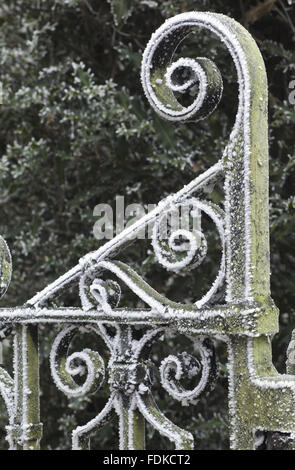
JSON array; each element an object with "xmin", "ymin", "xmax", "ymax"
[{"xmin": 0, "ymin": 11, "xmax": 295, "ymax": 450}]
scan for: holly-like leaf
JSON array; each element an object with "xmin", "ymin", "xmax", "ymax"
[{"xmin": 107, "ymin": 0, "xmax": 134, "ymax": 26}]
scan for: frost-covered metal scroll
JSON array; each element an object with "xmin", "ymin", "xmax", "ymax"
[{"xmin": 0, "ymin": 11, "xmax": 295, "ymax": 450}]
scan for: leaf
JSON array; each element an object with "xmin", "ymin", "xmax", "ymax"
[
  {"xmin": 76, "ymin": 68, "xmax": 90, "ymax": 87},
  {"xmin": 261, "ymin": 39, "xmax": 287, "ymax": 57},
  {"xmin": 107, "ymin": 0, "xmax": 134, "ymax": 27},
  {"xmin": 244, "ymin": 0, "xmax": 279, "ymax": 25},
  {"xmin": 153, "ymin": 115, "xmax": 177, "ymax": 151}
]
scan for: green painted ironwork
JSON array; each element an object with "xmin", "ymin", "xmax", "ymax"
[{"xmin": 0, "ymin": 11, "xmax": 294, "ymax": 450}]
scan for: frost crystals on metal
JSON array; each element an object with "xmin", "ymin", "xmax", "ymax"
[{"xmin": 0, "ymin": 11, "xmax": 294, "ymax": 450}]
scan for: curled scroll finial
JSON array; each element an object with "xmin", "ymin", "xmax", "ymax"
[
  {"xmin": 141, "ymin": 13, "xmax": 228, "ymax": 122},
  {"xmin": 141, "ymin": 11, "xmax": 266, "ymax": 130},
  {"xmin": 141, "ymin": 34, "xmax": 223, "ymax": 121}
]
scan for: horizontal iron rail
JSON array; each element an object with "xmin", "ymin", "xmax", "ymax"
[{"xmin": 0, "ymin": 304, "xmax": 278, "ymax": 335}]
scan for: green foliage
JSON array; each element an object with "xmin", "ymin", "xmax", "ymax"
[{"xmin": 0, "ymin": 0, "xmax": 294, "ymax": 449}]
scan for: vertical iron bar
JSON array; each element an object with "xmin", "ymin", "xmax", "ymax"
[
  {"xmin": 118, "ymin": 326, "xmax": 145, "ymax": 450},
  {"xmin": 121, "ymin": 402, "xmax": 145, "ymax": 450},
  {"xmin": 13, "ymin": 325, "xmax": 42, "ymax": 450}
]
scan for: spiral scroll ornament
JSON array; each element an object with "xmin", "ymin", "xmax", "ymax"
[
  {"xmin": 50, "ymin": 326, "xmax": 105, "ymax": 397},
  {"xmin": 141, "ymin": 20, "xmax": 223, "ymax": 122},
  {"xmin": 152, "ymin": 200, "xmax": 208, "ymax": 274},
  {"xmin": 159, "ymin": 338, "xmax": 217, "ymax": 406},
  {"xmin": 152, "ymin": 198, "xmax": 225, "ymax": 307},
  {"xmin": 79, "ymin": 263, "xmax": 121, "ymax": 313}
]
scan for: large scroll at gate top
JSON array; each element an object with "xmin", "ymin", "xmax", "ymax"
[{"xmin": 0, "ymin": 11, "xmax": 295, "ymax": 450}]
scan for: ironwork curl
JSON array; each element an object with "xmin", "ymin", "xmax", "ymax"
[
  {"xmin": 152, "ymin": 198, "xmax": 225, "ymax": 307},
  {"xmin": 141, "ymin": 32, "xmax": 223, "ymax": 121},
  {"xmin": 159, "ymin": 337, "xmax": 217, "ymax": 406},
  {"xmin": 50, "ymin": 325, "xmax": 105, "ymax": 397}
]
